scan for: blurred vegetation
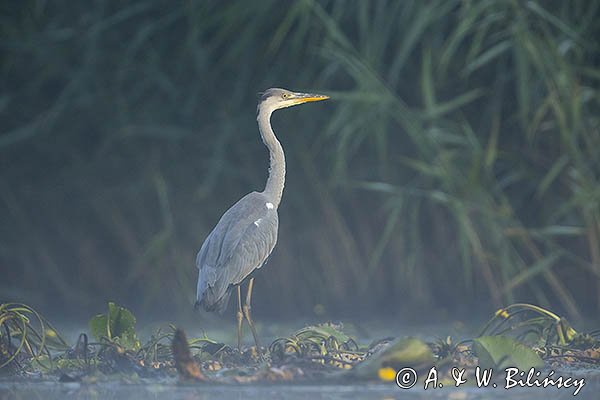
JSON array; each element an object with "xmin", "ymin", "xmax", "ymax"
[
  {"xmin": 1, "ymin": 0, "xmax": 599, "ymax": 320},
  {"xmin": 2, "ymin": 302, "xmax": 598, "ymax": 383}
]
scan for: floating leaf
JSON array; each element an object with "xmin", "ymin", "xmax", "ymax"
[
  {"xmin": 472, "ymin": 336, "xmax": 544, "ymax": 370},
  {"xmin": 89, "ymin": 302, "xmax": 140, "ymax": 351},
  {"xmin": 350, "ymin": 337, "xmax": 434, "ymax": 380}
]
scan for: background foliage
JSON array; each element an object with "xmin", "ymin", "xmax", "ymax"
[{"xmin": 1, "ymin": 0, "xmax": 599, "ymax": 321}]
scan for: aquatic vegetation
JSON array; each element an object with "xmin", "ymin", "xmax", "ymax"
[
  {"xmin": 89, "ymin": 302, "xmax": 141, "ymax": 351},
  {"xmin": 350, "ymin": 337, "xmax": 435, "ymax": 380},
  {"xmin": 472, "ymin": 336, "xmax": 544, "ymax": 370},
  {"xmin": 476, "ymin": 303, "xmax": 600, "ymax": 367},
  {"xmin": 0, "ymin": 303, "xmax": 68, "ymax": 372},
  {"xmin": 0, "ymin": 301, "xmax": 598, "ymax": 384},
  {"xmin": 270, "ymin": 322, "xmax": 364, "ymax": 368},
  {"xmin": 479, "ymin": 303, "xmax": 579, "ymax": 346}
]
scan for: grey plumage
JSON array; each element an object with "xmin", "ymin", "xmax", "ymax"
[
  {"xmin": 195, "ymin": 88, "xmax": 328, "ymax": 318},
  {"xmin": 195, "ymin": 192, "xmax": 278, "ymax": 313}
]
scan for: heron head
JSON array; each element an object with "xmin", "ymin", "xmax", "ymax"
[{"xmin": 259, "ymin": 88, "xmax": 329, "ymax": 112}]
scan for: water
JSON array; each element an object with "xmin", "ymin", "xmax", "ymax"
[{"xmin": 2, "ymin": 380, "xmax": 599, "ymax": 400}]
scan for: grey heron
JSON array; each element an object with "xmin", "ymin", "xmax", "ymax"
[{"xmin": 195, "ymin": 88, "xmax": 329, "ymax": 351}]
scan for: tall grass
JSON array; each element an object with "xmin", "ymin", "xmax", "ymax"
[{"xmin": 1, "ymin": 0, "xmax": 599, "ymax": 320}]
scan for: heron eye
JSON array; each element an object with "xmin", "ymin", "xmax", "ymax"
[{"xmin": 282, "ymin": 93, "xmax": 289, "ymax": 99}]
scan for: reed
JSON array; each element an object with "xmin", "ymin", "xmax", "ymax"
[{"xmin": 1, "ymin": 0, "xmax": 598, "ymax": 319}]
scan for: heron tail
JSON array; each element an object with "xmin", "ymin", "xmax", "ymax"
[{"xmin": 196, "ymin": 287, "xmax": 232, "ymax": 314}]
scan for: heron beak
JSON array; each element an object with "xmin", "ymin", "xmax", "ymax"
[{"xmin": 292, "ymin": 93, "xmax": 330, "ymax": 105}]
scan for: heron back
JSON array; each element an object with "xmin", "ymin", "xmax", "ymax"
[{"xmin": 195, "ymin": 191, "xmax": 278, "ymax": 313}]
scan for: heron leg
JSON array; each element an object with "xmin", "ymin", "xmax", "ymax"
[
  {"xmin": 242, "ymin": 277, "xmax": 261, "ymax": 350},
  {"xmin": 236, "ymin": 285, "xmax": 244, "ymax": 352}
]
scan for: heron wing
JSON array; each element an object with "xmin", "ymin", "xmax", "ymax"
[{"xmin": 196, "ymin": 191, "xmax": 278, "ymax": 311}]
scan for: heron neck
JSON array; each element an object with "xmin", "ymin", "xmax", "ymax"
[{"xmin": 257, "ymin": 106, "xmax": 285, "ymax": 208}]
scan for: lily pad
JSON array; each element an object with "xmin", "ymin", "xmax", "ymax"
[
  {"xmin": 89, "ymin": 302, "xmax": 140, "ymax": 351},
  {"xmin": 472, "ymin": 335, "xmax": 544, "ymax": 370},
  {"xmin": 350, "ymin": 337, "xmax": 434, "ymax": 379}
]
